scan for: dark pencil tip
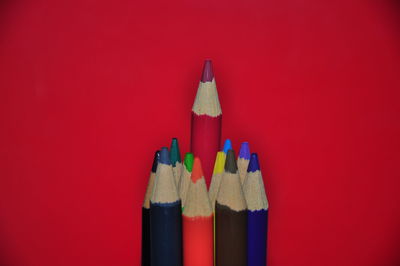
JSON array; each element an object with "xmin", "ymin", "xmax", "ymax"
[
  {"xmin": 201, "ymin": 59, "xmax": 214, "ymax": 82},
  {"xmin": 247, "ymin": 153, "xmax": 260, "ymax": 172},
  {"xmin": 151, "ymin": 150, "xmax": 160, "ymax": 173},
  {"xmin": 225, "ymin": 149, "xmax": 238, "ymax": 173},
  {"xmin": 169, "ymin": 138, "xmax": 181, "ymax": 166},
  {"xmin": 159, "ymin": 147, "xmax": 171, "ymax": 165}
]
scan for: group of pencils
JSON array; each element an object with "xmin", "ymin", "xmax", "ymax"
[{"xmin": 141, "ymin": 60, "xmax": 269, "ymax": 266}]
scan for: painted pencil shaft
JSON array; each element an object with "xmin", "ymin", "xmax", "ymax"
[
  {"xmin": 141, "ymin": 208, "xmax": 150, "ymax": 266},
  {"xmin": 191, "ymin": 112, "xmax": 221, "ymax": 186},
  {"xmin": 183, "ymin": 216, "xmax": 213, "ymax": 266},
  {"xmin": 248, "ymin": 210, "xmax": 268, "ymax": 266},
  {"xmin": 141, "ymin": 151, "xmax": 159, "ymax": 266},
  {"xmin": 215, "ymin": 203, "xmax": 247, "ymax": 266},
  {"xmin": 150, "ymin": 202, "xmax": 182, "ymax": 266}
]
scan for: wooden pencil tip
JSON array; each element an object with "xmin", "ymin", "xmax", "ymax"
[
  {"xmin": 183, "ymin": 152, "xmax": 194, "ymax": 172},
  {"xmin": 169, "ymin": 138, "xmax": 181, "ymax": 166},
  {"xmin": 238, "ymin": 142, "xmax": 250, "ymax": 160},
  {"xmin": 247, "ymin": 153, "xmax": 260, "ymax": 172},
  {"xmin": 192, "ymin": 157, "xmax": 204, "ymax": 182},
  {"xmin": 151, "ymin": 150, "xmax": 160, "ymax": 173},
  {"xmin": 201, "ymin": 59, "xmax": 214, "ymax": 82},
  {"xmin": 222, "ymin": 139, "xmax": 232, "ymax": 154},
  {"xmin": 225, "ymin": 149, "xmax": 238, "ymax": 173},
  {"xmin": 159, "ymin": 147, "xmax": 171, "ymax": 165}
]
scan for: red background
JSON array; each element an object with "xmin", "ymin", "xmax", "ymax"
[{"xmin": 1, "ymin": 0, "xmax": 400, "ymax": 265}]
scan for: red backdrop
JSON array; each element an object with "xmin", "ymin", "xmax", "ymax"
[{"xmin": 1, "ymin": 0, "xmax": 400, "ymax": 265}]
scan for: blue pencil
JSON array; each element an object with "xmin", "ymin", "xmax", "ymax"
[
  {"xmin": 243, "ymin": 153, "xmax": 269, "ymax": 266},
  {"xmin": 150, "ymin": 147, "xmax": 182, "ymax": 266},
  {"xmin": 237, "ymin": 142, "xmax": 250, "ymax": 184}
]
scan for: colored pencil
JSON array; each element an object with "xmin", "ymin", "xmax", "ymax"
[
  {"xmin": 142, "ymin": 150, "xmax": 159, "ymax": 266},
  {"xmin": 243, "ymin": 153, "xmax": 269, "ymax": 266},
  {"xmin": 150, "ymin": 147, "xmax": 182, "ymax": 266},
  {"xmin": 222, "ymin": 139, "xmax": 232, "ymax": 154},
  {"xmin": 237, "ymin": 142, "xmax": 250, "ymax": 184},
  {"xmin": 182, "ymin": 157, "xmax": 213, "ymax": 266},
  {"xmin": 170, "ymin": 138, "xmax": 182, "ymax": 186},
  {"xmin": 191, "ymin": 60, "xmax": 222, "ymax": 187},
  {"xmin": 208, "ymin": 151, "xmax": 226, "ymax": 266},
  {"xmin": 208, "ymin": 151, "xmax": 226, "ymax": 209},
  {"xmin": 215, "ymin": 149, "xmax": 247, "ymax": 266},
  {"xmin": 178, "ymin": 152, "xmax": 194, "ymax": 210}
]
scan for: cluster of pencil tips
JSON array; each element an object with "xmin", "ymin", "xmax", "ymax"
[{"xmin": 142, "ymin": 60, "xmax": 269, "ymax": 266}]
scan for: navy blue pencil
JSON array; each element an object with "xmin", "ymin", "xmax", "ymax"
[
  {"xmin": 243, "ymin": 153, "xmax": 269, "ymax": 266},
  {"xmin": 150, "ymin": 147, "xmax": 182, "ymax": 266}
]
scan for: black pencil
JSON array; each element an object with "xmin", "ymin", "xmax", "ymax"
[
  {"xmin": 150, "ymin": 147, "xmax": 182, "ymax": 266},
  {"xmin": 141, "ymin": 150, "xmax": 159, "ymax": 266}
]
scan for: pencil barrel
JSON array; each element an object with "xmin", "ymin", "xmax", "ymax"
[
  {"xmin": 150, "ymin": 202, "xmax": 182, "ymax": 266},
  {"xmin": 190, "ymin": 113, "xmax": 221, "ymax": 187},
  {"xmin": 247, "ymin": 210, "xmax": 268, "ymax": 266},
  {"xmin": 183, "ymin": 215, "xmax": 213, "ymax": 266},
  {"xmin": 141, "ymin": 208, "xmax": 150, "ymax": 266},
  {"xmin": 215, "ymin": 203, "xmax": 247, "ymax": 266}
]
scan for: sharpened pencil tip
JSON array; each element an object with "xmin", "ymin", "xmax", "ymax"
[
  {"xmin": 247, "ymin": 153, "xmax": 260, "ymax": 172},
  {"xmin": 151, "ymin": 150, "xmax": 160, "ymax": 173},
  {"xmin": 225, "ymin": 149, "xmax": 238, "ymax": 173},
  {"xmin": 184, "ymin": 152, "xmax": 194, "ymax": 172},
  {"xmin": 170, "ymin": 138, "xmax": 181, "ymax": 166},
  {"xmin": 201, "ymin": 60, "xmax": 214, "ymax": 82},
  {"xmin": 222, "ymin": 139, "xmax": 232, "ymax": 154},
  {"xmin": 159, "ymin": 147, "xmax": 171, "ymax": 165},
  {"xmin": 191, "ymin": 157, "xmax": 204, "ymax": 182},
  {"xmin": 238, "ymin": 142, "xmax": 250, "ymax": 160}
]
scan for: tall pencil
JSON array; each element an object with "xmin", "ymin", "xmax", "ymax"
[
  {"xmin": 182, "ymin": 157, "xmax": 213, "ymax": 266},
  {"xmin": 150, "ymin": 147, "xmax": 182, "ymax": 266},
  {"xmin": 178, "ymin": 152, "xmax": 194, "ymax": 210},
  {"xmin": 243, "ymin": 153, "xmax": 269, "ymax": 266},
  {"xmin": 215, "ymin": 149, "xmax": 247, "ymax": 266},
  {"xmin": 237, "ymin": 142, "xmax": 250, "ymax": 184},
  {"xmin": 191, "ymin": 60, "xmax": 222, "ymax": 187},
  {"xmin": 142, "ymin": 150, "xmax": 159, "ymax": 266},
  {"xmin": 208, "ymin": 151, "xmax": 226, "ymax": 209},
  {"xmin": 170, "ymin": 138, "xmax": 182, "ymax": 186}
]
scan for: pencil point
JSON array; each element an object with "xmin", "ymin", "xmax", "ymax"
[
  {"xmin": 170, "ymin": 138, "xmax": 181, "ymax": 166},
  {"xmin": 248, "ymin": 153, "xmax": 260, "ymax": 172},
  {"xmin": 225, "ymin": 149, "xmax": 238, "ymax": 173},
  {"xmin": 201, "ymin": 60, "xmax": 214, "ymax": 82},
  {"xmin": 192, "ymin": 157, "xmax": 204, "ymax": 182},
  {"xmin": 222, "ymin": 139, "xmax": 232, "ymax": 154},
  {"xmin": 184, "ymin": 152, "xmax": 194, "ymax": 172},
  {"xmin": 159, "ymin": 147, "xmax": 171, "ymax": 165},
  {"xmin": 151, "ymin": 150, "xmax": 160, "ymax": 173},
  {"xmin": 238, "ymin": 142, "xmax": 250, "ymax": 160}
]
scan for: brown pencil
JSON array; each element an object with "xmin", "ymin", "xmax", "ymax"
[{"xmin": 215, "ymin": 149, "xmax": 247, "ymax": 266}]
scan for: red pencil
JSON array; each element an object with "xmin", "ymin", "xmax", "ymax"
[
  {"xmin": 182, "ymin": 157, "xmax": 214, "ymax": 266},
  {"xmin": 191, "ymin": 60, "xmax": 222, "ymax": 187}
]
